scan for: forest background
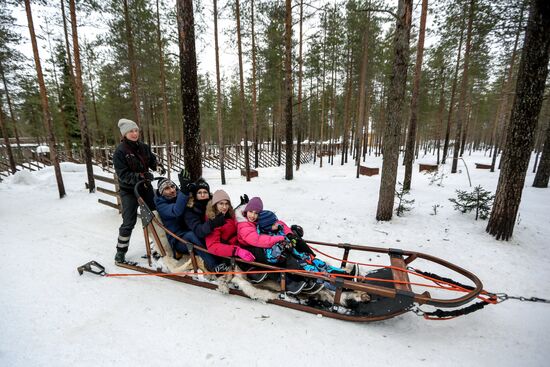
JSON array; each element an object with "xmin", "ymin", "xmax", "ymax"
[
  {"xmin": 2, "ymin": 0, "xmax": 545, "ymax": 152},
  {"xmin": 1, "ymin": 0, "xmax": 549, "ymax": 242}
]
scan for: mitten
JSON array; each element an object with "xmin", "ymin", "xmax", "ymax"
[
  {"xmin": 143, "ymin": 172, "xmax": 154, "ymax": 181},
  {"xmin": 239, "ymin": 194, "xmax": 250, "ymax": 206},
  {"xmin": 210, "ymin": 213, "xmax": 225, "ymax": 228},
  {"xmin": 178, "ymin": 169, "xmax": 192, "ymax": 194},
  {"xmin": 157, "ymin": 164, "xmax": 167, "ymax": 175},
  {"xmin": 290, "ymin": 224, "xmax": 304, "ymax": 238},
  {"xmin": 286, "ymin": 233, "xmax": 298, "ymax": 246},
  {"xmin": 235, "ymin": 247, "xmax": 255, "ymax": 262}
]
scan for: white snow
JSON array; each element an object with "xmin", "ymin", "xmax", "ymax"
[{"xmin": 1, "ymin": 152, "xmax": 549, "ymax": 367}]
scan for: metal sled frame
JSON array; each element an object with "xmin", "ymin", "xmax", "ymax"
[{"xmin": 125, "ymin": 179, "xmax": 484, "ymax": 322}]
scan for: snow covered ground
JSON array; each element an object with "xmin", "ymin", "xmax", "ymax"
[{"xmin": 1, "ymin": 151, "xmax": 549, "ymax": 367}]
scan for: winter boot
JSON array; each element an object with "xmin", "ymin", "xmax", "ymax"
[
  {"xmin": 115, "ymin": 247, "xmax": 128, "ymax": 264},
  {"xmin": 286, "ymin": 280, "xmax": 307, "ymax": 295},
  {"xmin": 302, "ymin": 282, "xmax": 325, "ymax": 295},
  {"xmin": 246, "ymin": 267, "xmax": 268, "ymax": 283}
]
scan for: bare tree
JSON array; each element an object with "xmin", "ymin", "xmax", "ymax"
[
  {"xmin": 24, "ymin": 0, "xmax": 66, "ymax": 198},
  {"xmin": 402, "ymin": 0, "xmax": 428, "ymax": 191},
  {"xmin": 296, "ymin": 0, "xmax": 304, "ymax": 171},
  {"xmin": 355, "ymin": 19, "xmax": 370, "ymax": 179},
  {"xmin": 486, "ymin": 0, "xmax": 550, "ymax": 240},
  {"xmin": 213, "ymin": 0, "xmax": 225, "ymax": 184},
  {"xmin": 0, "ymin": 62, "xmax": 20, "ymax": 149},
  {"xmin": 250, "ymin": 0, "xmax": 259, "ymax": 169},
  {"xmin": 284, "ymin": 0, "xmax": 293, "ymax": 180},
  {"xmin": 451, "ymin": 0, "xmax": 475, "ymax": 174},
  {"xmin": 176, "ymin": 0, "xmax": 202, "ymax": 179},
  {"xmin": 69, "ymin": 0, "xmax": 95, "ymax": 192},
  {"xmin": 123, "ymin": 0, "xmax": 141, "ymax": 125},
  {"xmin": 0, "ymin": 97, "xmax": 16, "ymax": 173},
  {"xmin": 156, "ymin": 0, "xmax": 172, "ymax": 179},
  {"xmin": 235, "ymin": 0, "xmax": 251, "ymax": 181},
  {"xmin": 375, "ymin": 0, "xmax": 413, "ymax": 221}
]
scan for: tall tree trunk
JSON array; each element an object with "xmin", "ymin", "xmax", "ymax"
[
  {"xmin": 0, "ymin": 99, "xmax": 16, "ymax": 173},
  {"xmin": 490, "ymin": 75, "xmax": 506, "ymax": 171},
  {"xmin": 451, "ymin": 0, "xmax": 474, "ymax": 173},
  {"xmin": 342, "ymin": 45, "xmax": 352, "ymax": 166},
  {"xmin": 156, "ymin": 0, "xmax": 172, "ymax": 179},
  {"xmin": 284, "ymin": 0, "xmax": 293, "ymax": 180},
  {"xmin": 69, "ymin": 0, "xmax": 95, "ymax": 192},
  {"xmin": 375, "ymin": 0, "xmax": 412, "ymax": 221},
  {"xmin": 84, "ymin": 43, "xmax": 102, "ymax": 150},
  {"xmin": 176, "ymin": 0, "xmax": 202, "ymax": 179},
  {"xmin": 0, "ymin": 62, "xmax": 20, "ymax": 149},
  {"xmin": 123, "ymin": 0, "xmax": 141, "ymax": 125},
  {"xmin": 533, "ymin": 119, "xmax": 550, "ymax": 187},
  {"xmin": 436, "ymin": 67, "xmax": 446, "ymax": 165},
  {"xmin": 319, "ymin": 15, "xmax": 327, "ymax": 168},
  {"xmin": 213, "ymin": 0, "xmax": 226, "ymax": 184},
  {"xmin": 235, "ymin": 0, "xmax": 251, "ymax": 181},
  {"xmin": 355, "ymin": 18, "xmax": 370, "ymax": 178},
  {"xmin": 296, "ymin": 0, "xmax": 304, "ymax": 171},
  {"xmin": 402, "ymin": 0, "xmax": 428, "ymax": 190},
  {"xmin": 250, "ymin": 0, "xmax": 259, "ymax": 169},
  {"xmin": 24, "ymin": 0, "xmax": 66, "ymax": 198},
  {"xmin": 494, "ymin": 1, "xmax": 526, "ymax": 172},
  {"xmin": 486, "ymin": 0, "xmax": 550, "ymax": 240},
  {"xmin": 442, "ymin": 15, "xmax": 465, "ymax": 165},
  {"xmin": 60, "ymin": 0, "xmax": 75, "ymax": 159}
]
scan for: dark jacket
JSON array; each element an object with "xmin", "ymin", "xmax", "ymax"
[
  {"xmin": 184, "ymin": 200, "xmax": 215, "ymax": 240},
  {"xmin": 113, "ymin": 139, "xmax": 157, "ymax": 192},
  {"xmin": 154, "ymin": 191, "xmax": 189, "ymax": 248}
]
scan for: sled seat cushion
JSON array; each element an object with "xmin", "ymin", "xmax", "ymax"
[{"xmin": 152, "ymin": 210, "xmax": 172, "ymax": 258}]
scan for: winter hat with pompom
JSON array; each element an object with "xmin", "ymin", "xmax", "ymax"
[{"xmin": 118, "ymin": 118, "xmax": 139, "ymax": 137}]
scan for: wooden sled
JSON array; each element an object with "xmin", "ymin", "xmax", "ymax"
[{"xmin": 110, "ymin": 179, "xmax": 487, "ymax": 322}]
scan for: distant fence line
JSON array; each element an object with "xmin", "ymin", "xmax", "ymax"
[{"xmin": 1, "ymin": 142, "xmax": 326, "ymax": 180}]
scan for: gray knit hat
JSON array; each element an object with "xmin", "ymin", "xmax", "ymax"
[{"xmin": 118, "ymin": 118, "xmax": 139, "ymax": 137}]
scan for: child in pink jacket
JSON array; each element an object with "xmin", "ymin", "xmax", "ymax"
[{"xmin": 236, "ymin": 197, "xmax": 310, "ymax": 295}]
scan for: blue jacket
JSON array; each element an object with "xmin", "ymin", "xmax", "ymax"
[{"xmin": 154, "ymin": 190, "xmax": 189, "ymax": 248}]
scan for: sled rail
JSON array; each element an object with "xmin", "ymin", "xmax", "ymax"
[{"xmin": 306, "ymin": 240, "xmax": 483, "ymax": 308}]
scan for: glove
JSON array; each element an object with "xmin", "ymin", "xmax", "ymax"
[
  {"xmin": 291, "ymin": 224, "xmax": 304, "ymax": 238},
  {"xmin": 143, "ymin": 172, "xmax": 154, "ymax": 182},
  {"xmin": 239, "ymin": 194, "xmax": 249, "ymax": 206},
  {"xmin": 178, "ymin": 169, "xmax": 192, "ymax": 194},
  {"xmin": 235, "ymin": 247, "xmax": 255, "ymax": 262},
  {"xmin": 286, "ymin": 233, "xmax": 298, "ymax": 246},
  {"xmin": 157, "ymin": 164, "xmax": 166, "ymax": 175},
  {"xmin": 210, "ymin": 213, "xmax": 226, "ymax": 228}
]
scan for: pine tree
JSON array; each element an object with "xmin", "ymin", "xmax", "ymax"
[
  {"xmin": 449, "ymin": 185, "xmax": 494, "ymax": 220},
  {"xmin": 395, "ymin": 182, "xmax": 415, "ymax": 217}
]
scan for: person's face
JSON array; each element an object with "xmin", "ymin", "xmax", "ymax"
[
  {"xmin": 216, "ymin": 200, "xmax": 230, "ymax": 214},
  {"xmin": 196, "ymin": 188, "xmax": 209, "ymax": 200},
  {"xmin": 125, "ymin": 128, "xmax": 140, "ymax": 142},
  {"xmin": 246, "ymin": 210, "xmax": 259, "ymax": 222},
  {"xmin": 162, "ymin": 184, "xmax": 177, "ymax": 199}
]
